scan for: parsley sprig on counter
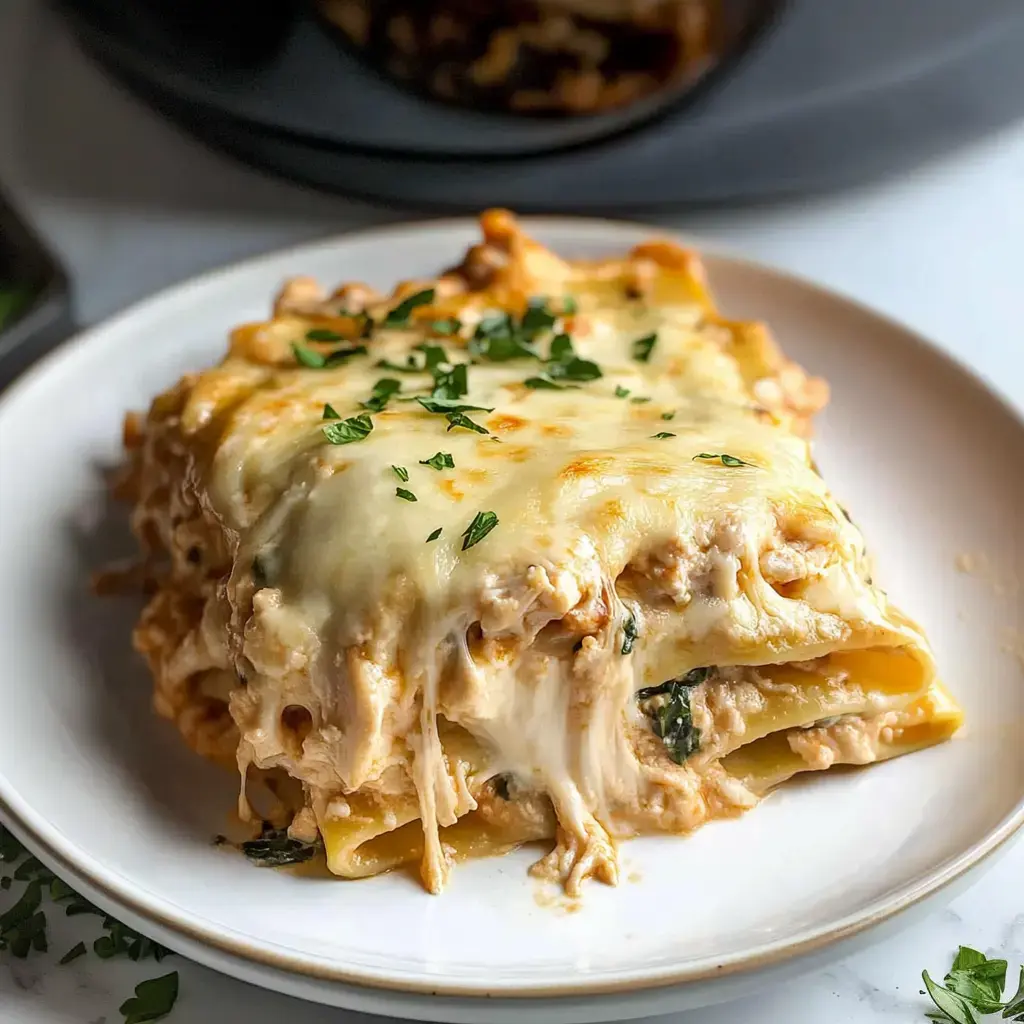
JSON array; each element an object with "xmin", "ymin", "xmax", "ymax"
[
  {"xmin": 1, "ymin": 824, "xmax": 179, "ymax": 1021},
  {"xmin": 922, "ymin": 947, "xmax": 1024, "ymax": 1023}
]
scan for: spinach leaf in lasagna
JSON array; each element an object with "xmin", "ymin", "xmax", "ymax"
[{"xmin": 636, "ymin": 668, "xmax": 711, "ymax": 764}]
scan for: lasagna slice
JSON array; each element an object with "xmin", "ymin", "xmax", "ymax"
[{"xmin": 119, "ymin": 210, "xmax": 962, "ymax": 895}]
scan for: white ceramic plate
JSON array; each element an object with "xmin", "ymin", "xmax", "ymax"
[{"xmin": 0, "ymin": 219, "xmax": 1022, "ymax": 1024}]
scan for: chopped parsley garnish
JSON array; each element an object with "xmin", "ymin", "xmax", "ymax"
[
  {"xmin": 543, "ymin": 333, "xmax": 602, "ymax": 383},
  {"xmin": 0, "ymin": 821, "xmax": 174, "ymax": 1005},
  {"xmin": 630, "ymin": 396, "xmax": 652, "ymax": 404},
  {"xmin": 693, "ymin": 452, "xmax": 754, "ymax": 467},
  {"xmin": 0, "ymin": 877, "xmax": 45, "ymax": 957},
  {"xmin": 392, "ymin": 465, "xmax": 409, "ymax": 482},
  {"xmin": 470, "ymin": 313, "xmax": 539, "ymax": 362},
  {"xmin": 305, "ymin": 327, "xmax": 344, "ymax": 342},
  {"xmin": 430, "ymin": 362, "xmax": 469, "ymax": 400},
  {"xmin": 615, "ymin": 385, "xmax": 631, "ymax": 398},
  {"xmin": 416, "ymin": 342, "xmax": 449, "ymax": 372},
  {"xmin": 239, "ymin": 822, "xmax": 320, "ymax": 867},
  {"xmin": 58, "ymin": 940, "xmax": 87, "ymax": 965},
  {"xmin": 396, "ymin": 487, "xmax": 417, "ymax": 502},
  {"xmin": 637, "ymin": 668, "xmax": 710, "ymax": 764},
  {"xmin": 291, "ymin": 341, "xmax": 368, "ymax": 369},
  {"xmin": 426, "ymin": 527, "xmax": 442, "ymax": 542},
  {"xmin": 521, "ymin": 296, "xmax": 558, "ymax": 335},
  {"xmin": 420, "ymin": 452, "xmax": 455, "ymax": 471},
  {"xmin": 417, "ymin": 397, "xmax": 493, "ymax": 415},
  {"xmin": 549, "ymin": 333, "xmax": 573, "ymax": 361},
  {"xmin": 430, "ymin": 317, "xmax": 461, "ymax": 336},
  {"xmin": 322, "ymin": 403, "xmax": 341, "ymax": 420},
  {"xmin": 469, "ymin": 298, "xmax": 565, "ymax": 362},
  {"xmin": 651, "ymin": 432, "xmax": 676, "ymax": 440},
  {"xmin": 383, "ymin": 288, "xmax": 435, "ymax": 327},
  {"xmin": 322, "ymin": 413, "xmax": 373, "ymax": 445},
  {"xmin": 921, "ymin": 946, "xmax": 1024, "ymax": 1023},
  {"xmin": 632, "ymin": 333, "xmax": 658, "ymax": 362},
  {"xmin": 462, "ymin": 511, "xmax": 499, "ymax": 550},
  {"xmin": 620, "ymin": 610, "xmax": 639, "ymax": 655},
  {"xmin": 661, "ymin": 411, "xmax": 676, "ymax": 421},
  {"xmin": 523, "ymin": 374, "xmax": 573, "ymax": 390},
  {"xmin": 375, "ymin": 343, "xmax": 448, "ymax": 374},
  {"xmin": 361, "ymin": 377, "xmax": 401, "ymax": 412},
  {"xmin": 446, "ymin": 411, "xmax": 489, "ymax": 434},
  {"xmin": 119, "ymin": 971, "xmax": 179, "ymax": 1024},
  {"xmin": 562, "ymin": 296, "xmax": 578, "ymax": 315}
]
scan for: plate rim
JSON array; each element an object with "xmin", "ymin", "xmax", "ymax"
[{"xmin": 1, "ymin": 214, "xmax": 1023, "ymax": 1000}]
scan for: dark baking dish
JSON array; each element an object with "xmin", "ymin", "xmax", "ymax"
[
  {"xmin": 0, "ymin": 192, "xmax": 74, "ymax": 391},
  {"xmin": 313, "ymin": 0, "xmax": 783, "ymax": 118}
]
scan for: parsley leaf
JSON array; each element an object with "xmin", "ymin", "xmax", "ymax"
[
  {"xmin": 417, "ymin": 397, "xmax": 493, "ymax": 415},
  {"xmin": 446, "ymin": 411, "xmax": 489, "ymax": 434},
  {"xmin": 375, "ymin": 343, "xmax": 448, "ymax": 374},
  {"xmin": 361, "ymin": 378, "xmax": 402, "ymax": 412},
  {"xmin": 923, "ymin": 971, "xmax": 978, "ymax": 1024},
  {"xmin": 322, "ymin": 413, "xmax": 373, "ymax": 445},
  {"xmin": 383, "ymin": 288, "xmax": 435, "ymax": 327},
  {"xmin": 416, "ymin": 343, "xmax": 449, "ymax": 372},
  {"xmin": 548, "ymin": 357, "xmax": 602, "ymax": 382},
  {"xmin": 470, "ymin": 313, "xmax": 539, "ymax": 362},
  {"xmin": 651, "ymin": 432, "xmax": 676, "ymax": 439},
  {"xmin": 920, "ymin": 948, "xmax": 1024, "ymax": 1024},
  {"xmin": 693, "ymin": 453, "xmax": 754, "ymax": 467},
  {"xmin": 615, "ymin": 385, "xmax": 631, "ymax": 398},
  {"xmin": 292, "ymin": 342, "xmax": 367, "ymax": 368},
  {"xmin": 119, "ymin": 971, "xmax": 179, "ymax": 1024},
  {"xmin": 431, "ymin": 362, "xmax": 469, "ymax": 401},
  {"xmin": 549, "ymin": 332, "xmax": 574, "ymax": 362},
  {"xmin": 632, "ymin": 333, "xmax": 658, "ymax": 362},
  {"xmin": 305, "ymin": 327, "xmax": 344, "ymax": 342},
  {"xmin": 661, "ymin": 411, "xmax": 676, "ymax": 421},
  {"xmin": 392, "ymin": 465, "xmax": 409, "ymax": 482},
  {"xmin": 462, "ymin": 511, "xmax": 499, "ymax": 550},
  {"xmin": 426, "ymin": 527, "xmax": 442, "ymax": 542},
  {"xmin": 1003, "ymin": 966, "xmax": 1024, "ymax": 1018},
  {"xmin": 322, "ymin": 403, "xmax": 341, "ymax": 420},
  {"xmin": 420, "ymin": 452, "xmax": 455, "ymax": 471},
  {"xmin": 58, "ymin": 940, "xmax": 87, "ymax": 965},
  {"xmin": 521, "ymin": 297, "xmax": 558, "ymax": 335},
  {"xmin": 430, "ymin": 317, "xmax": 461, "ymax": 336},
  {"xmin": 396, "ymin": 487, "xmax": 417, "ymax": 502},
  {"xmin": 523, "ymin": 374, "xmax": 573, "ymax": 390},
  {"xmin": 562, "ymin": 295, "xmax": 578, "ymax": 315}
]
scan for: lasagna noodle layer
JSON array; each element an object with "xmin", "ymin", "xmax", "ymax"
[{"xmin": 123, "ymin": 210, "xmax": 961, "ymax": 894}]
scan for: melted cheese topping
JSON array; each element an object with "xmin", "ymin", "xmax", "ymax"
[{"xmin": 121, "ymin": 210, "xmax": 960, "ymax": 895}]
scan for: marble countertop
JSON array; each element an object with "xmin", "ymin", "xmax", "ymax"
[{"xmin": 1, "ymin": 0, "xmax": 1022, "ymax": 1021}]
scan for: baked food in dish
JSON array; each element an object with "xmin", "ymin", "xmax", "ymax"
[
  {"xmin": 116, "ymin": 210, "xmax": 962, "ymax": 895},
  {"xmin": 316, "ymin": 0, "xmax": 763, "ymax": 116}
]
